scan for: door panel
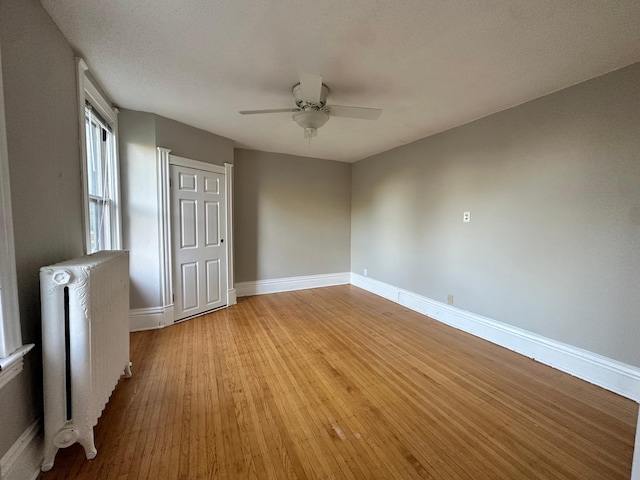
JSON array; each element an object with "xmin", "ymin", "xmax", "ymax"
[
  {"xmin": 180, "ymin": 200, "xmax": 197, "ymax": 248},
  {"xmin": 181, "ymin": 262, "xmax": 199, "ymax": 311},
  {"xmin": 179, "ymin": 172, "xmax": 197, "ymax": 191},
  {"xmin": 204, "ymin": 176, "xmax": 219, "ymax": 193},
  {"xmin": 171, "ymin": 165, "xmax": 227, "ymax": 321},
  {"xmin": 206, "ymin": 259, "xmax": 221, "ymax": 304},
  {"xmin": 205, "ymin": 201, "xmax": 220, "ymax": 246}
]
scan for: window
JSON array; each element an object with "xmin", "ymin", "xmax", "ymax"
[
  {"xmin": 77, "ymin": 59, "xmax": 121, "ymax": 253},
  {"xmin": 85, "ymin": 105, "xmax": 117, "ymax": 252},
  {"xmin": 0, "ymin": 40, "xmax": 33, "ymax": 387}
]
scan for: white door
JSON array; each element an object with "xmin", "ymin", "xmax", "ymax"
[{"xmin": 171, "ymin": 164, "xmax": 227, "ymax": 321}]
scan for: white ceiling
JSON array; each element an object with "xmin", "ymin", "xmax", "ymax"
[{"xmin": 41, "ymin": 0, "xmax": 640, "ymax": 163}]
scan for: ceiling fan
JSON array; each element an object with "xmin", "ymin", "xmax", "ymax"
[{"xmin": 239, "ymin": 72, "xmax": 382, "ymax": 138}]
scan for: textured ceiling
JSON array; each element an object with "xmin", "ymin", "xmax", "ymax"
[{"xmin": 41, "ymin": 0, "xmax": 640, "ymax": 162}]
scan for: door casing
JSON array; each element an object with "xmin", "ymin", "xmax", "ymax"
[{"xmin": 156, "ymin": 148, "xmax": 236, "ymax": 327}]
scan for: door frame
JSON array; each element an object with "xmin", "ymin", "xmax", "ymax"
[{"xmin": 156, "ymin": 148, "xmax": 236, "ymax": 327}]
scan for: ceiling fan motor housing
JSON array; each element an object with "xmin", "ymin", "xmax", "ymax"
[{"xmin": 293, "ymin": 83, "xmax": 329, "ymax": 109}]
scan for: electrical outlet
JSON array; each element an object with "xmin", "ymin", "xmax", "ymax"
[
  {"xmin": 463, "ymin": 212, "xmax": 471, "ymax": 223},
  {"xmin": 364, "ymin": 268, "xmax": 368, "ymax": 276},
  {"xmin": 447, "ymin": 294, "xmax": 454, "ymax": 305}
]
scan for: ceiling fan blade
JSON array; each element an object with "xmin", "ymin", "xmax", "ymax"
[
  {"xmin": 239, "ymin": 108, "xmax": 298, "ymax": 115},
  {"xmin": 298, "ymin": 72, "xmax": 323, "ymax": 104},
  {"xmin": 328, "ymin": 105, "xmax": 382, "ymax": 120}
]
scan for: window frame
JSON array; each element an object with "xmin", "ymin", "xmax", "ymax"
[
  {"xmin": 77, "ymin": 58, "xmax": 122, "ymax": 254},
  {"xmin": 0, "ymin": 38, "xmax": 33, "ymax": 388},
  {"xmin": 85, "ymin": 104, "xmax": 117, "ymax": 252}
]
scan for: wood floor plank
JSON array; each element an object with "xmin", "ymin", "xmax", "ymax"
[{"xmin": 39, "ymin": 285, "xmax": 638, "ymax": 479}]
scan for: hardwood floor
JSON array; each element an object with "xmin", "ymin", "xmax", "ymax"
[{"xmin": 39, "ymin": 285, "xmax": 638, "ymax": 479}]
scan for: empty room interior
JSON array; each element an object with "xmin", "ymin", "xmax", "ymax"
[{"xmin": 1, "ymin": 0, "xmax": 640, "ymax": 479}]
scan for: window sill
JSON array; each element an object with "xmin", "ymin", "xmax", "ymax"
[{"xmin": 0, "ymin": 344, "xmax": 35, "ymax": 390}]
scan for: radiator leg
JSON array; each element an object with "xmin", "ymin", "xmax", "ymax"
[
  {"xmin": 78, "ymin": 430, "xmax": 97, "ymax": 460},
  {"xmin": 41, "ymin": 443, "xmax": 59, "ymax": 472},
  {"xmin": 124, "ymin": 361, "xmax": 132, "ymax": 378}
]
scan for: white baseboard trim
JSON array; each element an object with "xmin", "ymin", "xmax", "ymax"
[
  {"xmin": 129, "ymin": 307, "xmax": 167, "ymax": 332},
  {"xmin": 237, "ymin": 272, "xmax": 351, "ymax": 297},
  {"xmin": 131, "ymin": 295, "xmax": 243, "ymax": 331},
  {"xmin": 0, "ymin": 420, "xmax": 42, "ymax": 480},
  {"xmin": 228, "ymin": 288, "xmax": 237, "ymax": 306},
  {"xmin": 351, "ymin": 273, "xmax": 640, "ymax": 403}
]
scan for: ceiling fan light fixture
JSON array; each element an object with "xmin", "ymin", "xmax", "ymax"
[{"xmin": 292, "ymin": 109, "xmax": 329, "ymax": 136}]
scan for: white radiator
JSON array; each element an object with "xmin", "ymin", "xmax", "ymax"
[{"xmin": 40, "ymin": 250, "xmax": 131, "ymax": 472}]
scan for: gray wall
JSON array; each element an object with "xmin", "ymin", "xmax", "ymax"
[
  {"xmin": 119, "ymin": 110, "xmax": 161, "ymax": 309},
  {"xmin": 351, "ymin": 62, "xmax": 640, "ymax": 367},
  {"xmin": 0, "ymin": 0, "xmax": 84, "ymax": 457},
  {"xmin": 155, "ymin": 115, "xmax": 234, "ymax": 166},
  {"xmin": 119, "ymin": 110, "xmax": 234, "ymax": 310},
  {"xmin": 234, "ymin": 149, "xmax": 351, "ymax": 282}
]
